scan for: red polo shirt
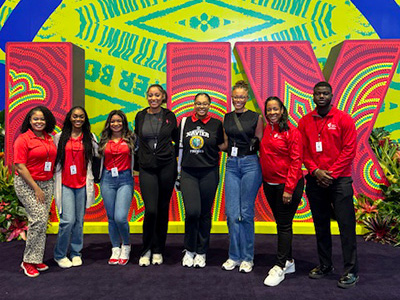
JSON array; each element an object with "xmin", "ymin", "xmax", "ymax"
[
  {"xmin": 14, "ymin": 129, "xmax": 57, "ymax": 181},
  {"xmin": 62, "ymin": 134, "xmax": 87, "ymax": 189},
  {"xmin": 260, "ymin": 123, "xmax": 303, "ymax": 194},
  {"xmin": 104, "ymin": 139, "xmax": 131, "ymax": 171},
  {"xmin": 298, "ymin": 106, "xmax": 356, "ymax": 179}
]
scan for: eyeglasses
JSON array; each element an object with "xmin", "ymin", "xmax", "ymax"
[
  {"xmin": 232, "ymin": 96, "xmax": 248, "ymax": 100},
  {"xmin": 194, "ymin": 102, "xmax": 210, "ymax": 107}
]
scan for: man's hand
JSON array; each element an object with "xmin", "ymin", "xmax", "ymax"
[{"xmin": 314, "ymin": 169, "xmax": 334, "ymax": 188}]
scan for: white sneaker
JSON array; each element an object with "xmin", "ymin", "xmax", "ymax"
[
  {"xmin": 182, "ymin": 250, "xmax": 195, "ymax": 267},
  {"xmin": 139, "ymin": 250, "xmax": 151, "ymax": 267},
  {"xmin": 264, "ymin": 265, "xmax": 285, "ymax": 286},
  {"xmin": 193, "ymin": 254, "xmax": 206, "ymax": 268},
  {"xmin": 284, "ymin": 259, "xmax": 295, "ymax": 274},
  {"xmin": 152, "ymin": 254, "xmax": 163, "ymax": 265},
  {"xmin": 239, "ymin": 261, "xmax": 254, "ymax": 273},
  {"xmin": 119, "ymin": 244, "xmax": 131, "ymax": 265},
  {"xmin": 222, "ymin": 259, "xmax": 240, "ymax": 271},
  {"xmin": 71, "ymin": 256, "xmax": 82, "ymax": 267},
  {"xmin": 54, "ymin": 257, "xmax": 73, "ymax": 269},
  {"xmin": 108, "ymin": 247, "xmax": 121, "ymax": 265}
]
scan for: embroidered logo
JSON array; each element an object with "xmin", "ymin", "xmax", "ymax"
[{"xmin": 327, "ymin": 122, "xmax": 337, "ymax": 130}]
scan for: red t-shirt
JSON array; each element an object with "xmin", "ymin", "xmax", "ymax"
[
  {"xmin": 14, "ymin": 129, "xmax": 57, "ymax": 181},
  {"xmin": 260, "ymin": 123, "xmax": 303, "ymax": 194},
  {"xmin": 62, "ymin": 135, "xmax": 87, "ymax": 189},
  {"xmin": 104, "ymin": 139, "xmax": 131, "ymax": 171}
]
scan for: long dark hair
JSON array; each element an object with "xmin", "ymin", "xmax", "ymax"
[
  {"xmin": 20, "ymin": 106, "xmax": 56, "ymax": 134},
  {"xmin": 98, "ymin": 110, "xmax": 136, "ymax": 155},
  {"xmin": 264, "ymin": 96, "xmax": 289, "ymax": 132},
  {"xmin": 55, "ymin": 106, "xmax": 94, "ymax": 169}
]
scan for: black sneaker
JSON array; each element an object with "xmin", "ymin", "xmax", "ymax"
[
  {"xmin": 309, "ymin": 265, "xmax": 334, "ymax": 279},
  {"xmin": 337, "ymin": 273, "xmax": 359, "ymax": 289}
]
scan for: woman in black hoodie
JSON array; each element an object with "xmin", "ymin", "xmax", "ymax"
[{"xmin": 135, "ymin": 84, "xmax": 178, "ymax": 266}]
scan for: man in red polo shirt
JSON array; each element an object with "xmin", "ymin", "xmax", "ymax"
[{"xmin": 298, "ymin": 81, "xmax": 358, "ymax": 289}]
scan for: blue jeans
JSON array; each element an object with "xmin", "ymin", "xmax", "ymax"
[
  {"xmin": 224, "ymin": 155, "xmax": 262, "ymax": 262},
  {"xmin": 100, "ymin": 169, "xmax": 134, "ymax": 248},
  {"xmin": 54, "ymin": 185, "xmax": 87, "ymax": 260}
]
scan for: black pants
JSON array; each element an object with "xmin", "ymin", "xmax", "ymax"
[
  {"xmin": 306, "ymin": 175, "xmax": 358, "ymax": 275},
  {"xmin": 263, "ymin": 178, "xmax": 304, "ymax": 268},
  {"xmin": 181, "ymin": 166, "xmax": 219, "ymax": 254},
  {"xmin": 139, "ymin": 160, "xmax": 177, "ymax": 255}
]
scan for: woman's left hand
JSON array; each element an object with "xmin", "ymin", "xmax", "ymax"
[{"xmin": 282, "ymin": 192, "xmax": 292, "ymax": 205}]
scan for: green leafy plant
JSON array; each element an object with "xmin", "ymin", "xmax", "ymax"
[
  {"xmin": 0, "ymin": 158, "xmax": 28, "ymax": 242},
  {"xmin": 355, "ymin": 194, "xmax": 382, "ymax": 223},
  {"xmin": 356, "ymin": 128, "xmax": 400, "ymax": 246},
  {"xmin": 363, "ymin": 215, "xmax": 397, "ymax": 245}
]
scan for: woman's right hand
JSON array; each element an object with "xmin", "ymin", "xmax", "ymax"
[{"xmin": 34, "ymin": 187, "xmax": 45, "ymax": 203}]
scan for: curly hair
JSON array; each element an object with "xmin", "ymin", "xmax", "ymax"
[
  {"xmin": 147, "ymin": 84, "xmax": 168, "ymax": 104},
  {"xmin": 264, "ymin": 96, "xmax": 289, "ymax": 132},
  {"xmin": 98, "ymin": 110, "xmax": 136, "ymax": 155},
  {"xmin": 20, "ymin": 105, "xmax": 56, "ymax": 133},
  {"xmin": 55, "ymin": 106, "xmax": 94, "ymax": 169},
  {"xmin": 232, "ymin": 80, "xmax": 249, "ymax": 93}
]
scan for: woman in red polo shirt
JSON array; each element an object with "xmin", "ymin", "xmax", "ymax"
[
  {"xmin": 53, "ymin": 106, "xmax": 98, "ymax": 269},
  {"xmin": 98, "ymin": 110, "xmax": 136, "ymax": 265},
  {"xmin": 260, "ymin": 96, "xmax": 304, "ymax": 287},
  {"xmin": 14, "ymin": 106, "xmax": 57, "ymax": 278}
]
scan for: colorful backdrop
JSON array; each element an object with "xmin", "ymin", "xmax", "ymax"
[{"xmin": 1, "ymin": 0, "xmax": 400, "ymax": 230}]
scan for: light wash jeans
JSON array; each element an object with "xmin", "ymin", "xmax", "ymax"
[
  {"xmin": 100, "ymin": 169, "xmax": 134, "ymax": 248},
  {"xmin": 224, "ymin": 154, "xmax": 262, "ymax": 262},
  {"xmin": 54, "ymin": 185, "xmax": 87, "ymax": 260}
]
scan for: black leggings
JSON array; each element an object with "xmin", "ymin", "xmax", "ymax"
[
  {"xmin": 181, "ymin": 166, "xmax": 219, "ymax": 254},
  {"xmin": 263, "ymin": 178, "xmax": 304, "ymax": 268},
  {"xmin": 139, "ymin": 160, "xmax": 177, "ymax": 255}
]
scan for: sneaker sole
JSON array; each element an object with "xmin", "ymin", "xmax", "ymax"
[
  {"xmin": 36, "ymin": 266, "xmax": 49, "ymax": 271},
  {"xmin": 54, "ymin": 259, "xmax": 73, "ymax": 269},
  {"xmin": 20, "ymin": 263, "xmax": 39, "ymax": 278},
  {"xmin": 221, "ymin": 266, "xmax": 237, "ymax": 271},
  {"xmin": 337, "ymin": 276, "xmax": 359, "ymax": 289},
  {"xmin": 239, "ymin": 268, "xmax": 252, "ymax": 273}
]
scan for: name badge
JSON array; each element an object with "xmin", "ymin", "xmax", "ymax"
[
  {"xmin": 44, "ymin": 161, "xmax": 52, "ymax": 172},
  {"xmin": 316, "ymin": 141, "xmax": 323, "ymax": 152},
  {"xmin": 111, "ymin": 167, "xmax": 119, "ymax": 177},
  {"xmin": 70, "ymin": 165, "xmax": 77, "ymax": 175},
  {"xmin": 231, "ymin": 146, "xmax": 238, "ymax": 157}
]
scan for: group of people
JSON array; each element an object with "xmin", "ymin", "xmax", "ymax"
[{"xmin": 13, "ymin": 81, "xmax": 359, "ymax": 289}]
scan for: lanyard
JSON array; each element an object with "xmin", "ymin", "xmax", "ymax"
[
  {"xmin": 38, "ymin": 137, "xmax": 50, "ymax": 161},
  {"xmin": 69, "ymin": 137, "xmax": 82, "ymax": 164},
  {"xmin": 314, "ymin": 116, "xmax": 330, "ymax": 141},
  {"xmin": 108, "ymin": 139, "xmax": 121, "ymax": 168},
  {"xmin": 148, "ymin": 112, "xmax": 162, "ymax": 149}
]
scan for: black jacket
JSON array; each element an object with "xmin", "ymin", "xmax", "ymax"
[{"xmin": 135, "ymin": 107, "xmax": 179, "ymax": 169}]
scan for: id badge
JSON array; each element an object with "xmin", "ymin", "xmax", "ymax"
[
  {"xmin": 70, "ymin": 165, "xmax": 77, "ymax": 175},
  {"xmin": 111, "ymin": 167, "xmax": 119, "ymax": 177},
  {"xmin": 316, "ymin": 141, "xmax": 323, "ymax": 152},
  {"xmin": 231, "ymin": 146, "xmax": 238, "ymax": 157},
  {"xmin": 44, "ymin": 161, "xmax": 52, "ymax": 172}
]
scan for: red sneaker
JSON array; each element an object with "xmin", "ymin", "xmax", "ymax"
[
  {"xmin": 35, "ymin": 263, "xmax": 49, "ymax": 271},
  {"xmin": 20, "ymin": 262, "xmax": 39, "ymax": 278}
]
